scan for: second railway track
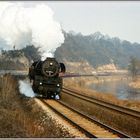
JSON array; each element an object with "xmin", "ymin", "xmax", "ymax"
[
  {"xmin": 61, "ymin": 87, "xmax": 140, "ymax": 137},
  {"xmin": 62, "ymin": 87, "xmax": 140, "ymax": 119}
]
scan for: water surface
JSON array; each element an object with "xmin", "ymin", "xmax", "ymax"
[{"xmin": 89, "ymin": 80, "xmax": 140, "ymax": 100}]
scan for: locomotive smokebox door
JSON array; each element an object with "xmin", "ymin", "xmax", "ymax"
[{"xmin": 42, "ymin": 58, "xmax": 60, "ymax": 77}]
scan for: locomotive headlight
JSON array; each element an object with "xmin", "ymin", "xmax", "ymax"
[
  {"xmin": 50, "ymin": 62, "xmax": 53, "ymax": 66},
  {"xmin": 57, "ymin": 84, "xmax": 60, "ymax": 87},
  {"xmin": 40, "ymin": 82, "xmax": 42, "ymax": 85}
]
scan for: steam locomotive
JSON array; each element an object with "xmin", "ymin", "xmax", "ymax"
[{"xmin": 28, "ymin": 57, "xmax": 66, "ymax": 99}]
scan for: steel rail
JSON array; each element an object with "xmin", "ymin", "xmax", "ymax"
[
  {"xmin": 63, "ymin": 87, "xmax": 140, "ymax": 119},
  {"xmin": 40, "ymin": 99, "xmax": 97, "ymax": 138},
  {"xmin": 57, "ymin": 100, "xmax": 131, "ymax": 138}
]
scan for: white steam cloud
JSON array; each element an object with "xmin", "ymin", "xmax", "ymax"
[
  {"xmin": 0, "ymin": 2, "xmax": 64, "ymax": 59},
  {"xmin": 19, "ymin": 80, "xmax": 35, "ymax": 97}
]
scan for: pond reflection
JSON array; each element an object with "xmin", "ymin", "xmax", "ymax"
[{"xmin": 89, "ymin": 80, "xmax": 140, "ymax": 100}]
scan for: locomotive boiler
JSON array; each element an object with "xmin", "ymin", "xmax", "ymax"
[{"xmin": 28, "ymin": 57, "xmax": 66, "ymax": 99}]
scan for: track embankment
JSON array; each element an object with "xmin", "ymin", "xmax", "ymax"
[
  {"xmin": 34, "ymin": 98, "xmax": 87, "ymax": 138},
  {"xmin": 37, "ymin": 99, "xmax": 129, "ymax": 138}
]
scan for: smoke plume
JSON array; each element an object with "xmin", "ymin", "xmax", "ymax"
[
  {"xmin": 0, "ymin": 2, "xmax": 64, "ymax": 60},
  {"xmin": 19, "ymin": 80, "xmax": 35, "ymax": 97}
]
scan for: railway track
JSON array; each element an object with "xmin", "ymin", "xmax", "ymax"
[
  {"xmin": 40, "ymin": 99, "xmax": 130, "ymax": 138},
  {"xmin": 62, "ymin": 87, "xmax": 140, "ymax": 119}
]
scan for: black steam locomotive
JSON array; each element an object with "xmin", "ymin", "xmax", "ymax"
[{"xmin": 28, "ymin": 57, "xmax": 66, "ymax": 99}]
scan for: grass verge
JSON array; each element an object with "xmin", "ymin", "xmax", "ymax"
[{"xmin": 0, "ymin": 74, "xmax": 73, "ymax": 138}]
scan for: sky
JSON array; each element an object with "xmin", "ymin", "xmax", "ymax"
[
  {"xmin": 46, "ymin": 1, "xmax": 140, "ymax": 44},
  {"xmin": 1, "ymin": 1, "xmax": 140, "ymax": 44}
]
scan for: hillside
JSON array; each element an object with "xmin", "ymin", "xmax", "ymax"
[
  {"xmin": 55, "ymin": 31, "xmax": 140, "ymax": 69},
  {"xmin": 1, "ymin": 31, "xmax": 140, "ymax": 71},
  {"xmin": 63, "ymin": 60, "xmax": 95, "ymax": 74},
  {"xmin": 0, "ymin": 45, "xmax": 41, "ymax": 70},
  {"xmin": 0, "ymin": 50, "xmax": 29, "ymax": 70}
]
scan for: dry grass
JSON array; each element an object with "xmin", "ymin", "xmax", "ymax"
[
  {"xmin": 0, "ymin": 74, "xmax": 73, "ymax": 138},
  {"xmin": 129, "ymin": 77, "xmax": 140, "ymax": 89},
  {"xmin": 0, "ymin": 74, "xmax": 29, "ymax": 137}
]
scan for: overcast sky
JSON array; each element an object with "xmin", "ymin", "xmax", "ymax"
[
  {"xmin": 45, "ymin": 1, "xmax": 140, "ymax": 43},
  {"xmin": 3, "ymin": 1, "xmax": 140, "ymax": 44}
]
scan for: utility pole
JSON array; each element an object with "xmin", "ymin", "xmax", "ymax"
[{"xmin": 13, "ymin": 45, "xmax": 15, "ymax": 50}]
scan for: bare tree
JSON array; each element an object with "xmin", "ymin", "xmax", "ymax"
[{"xmin": 128, "ymin": 57, "xmax": 140, "ymax": 80}]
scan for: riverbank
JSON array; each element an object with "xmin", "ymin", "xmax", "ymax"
[
  {"xmin": 64, "ymin": 76, "xmax": 140, "ymax": 111},
  {"xmin": 64, "ymin": 75, "xmax": 129, "ymax": 86},
  {"xmin": 129, "ymin": 77, "xmax": 140, "ymax": 89}
]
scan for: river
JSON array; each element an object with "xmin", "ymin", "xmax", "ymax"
[{"xmin": 89, "ymin": 79, "xmax": 140, "ymax": 100}]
